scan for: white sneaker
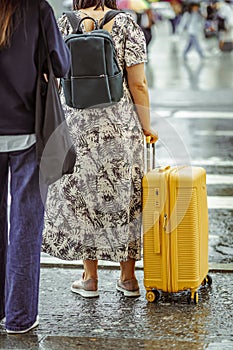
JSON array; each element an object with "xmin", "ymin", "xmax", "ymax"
[
  {"xmin": 116, "ymin": 278, "xmax": 141, "ymax": 297},
  {"xmin": 6, "ymin": 316, "xmax": 39, "ymax": 334},
  {"xmin": 71, "ymin": 276, "xmax": 99, "ymax": 298}
]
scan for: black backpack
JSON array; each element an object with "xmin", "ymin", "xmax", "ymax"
[{"xmin": 62, "ymin": 10, "xmax": 124, "ymax": 109}]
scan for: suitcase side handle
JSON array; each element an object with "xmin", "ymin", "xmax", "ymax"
[{"xmin": 154, "ymin": 212, "xmax": 160, "ymax": 254}]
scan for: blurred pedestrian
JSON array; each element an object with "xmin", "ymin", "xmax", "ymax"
[
  {"xmin": 42, "ymin": 0, "xmax": 158, "ymax": 299},
  {"xmin": 213, "ymin": 0, "xmax": 233, "ymax": 50},
  {"xmin": 169, "ymin": 0, "xmax": 183, "ymax": 37},
  {"xmin": 203, "ymin": 2, "xmax": 218, "ymax": 38},
  {"xmin": 137, "ymin": 8, "xmax": 156, "ymax": 51},
  {"xmin": 0, "ymin": 0, "xmax": 70, "ymax": 334},
  {"xmin": 178, "ymin": 2, "xmax": 205, "ymax": 59}
]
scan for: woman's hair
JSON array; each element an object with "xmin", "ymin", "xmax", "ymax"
[
  {"xmin": 0, "ymin": 0, "xmax": 27, "ymax": 49},
  {"xmin": 73, "ymin": 0, "xmax": 117, "ymax": 10}
]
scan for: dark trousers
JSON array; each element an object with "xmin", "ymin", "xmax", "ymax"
[
  {"xmin": 169, "ymin": 15, "xmax": 181, "ymax": 34},
  {"xmin": 0, "ymin": 145, "xmax": 46, "ymax": 331}
]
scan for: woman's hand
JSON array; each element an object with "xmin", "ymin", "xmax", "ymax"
[{"xmin": 143, "ymin": 127, "xmax": 158, "ymax": 143}]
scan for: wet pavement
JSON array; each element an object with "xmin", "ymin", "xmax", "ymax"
[
  {"xmin": 147, "ymin": 21, "xmax": 233, "ymax": 110},
  {"xmin": 1, "ymin": 5, "xmax": 233, "ymax": 350},
  {"xmin": 0, "ymin": 268, "xmax": 233, "ymax": 349}
]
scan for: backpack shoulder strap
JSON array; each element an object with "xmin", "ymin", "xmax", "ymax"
[
  {"xmin": 64, "ymin": 11, "xmax": 82, "ymax": 33},
  {"xmin": 64, "ymin": 11, "xmax": 99, "ymax": 33},
  {"xmin": 99, "ymin": 10, "xmax": 125, "ymax": 29}
]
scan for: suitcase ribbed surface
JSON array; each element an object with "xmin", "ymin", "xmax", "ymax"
[
  {"xmin": 143, "ymin": 166, "xmax": 209, "ymax": 295},
  {"xmin": 176, "ymin": 188, "xmax": 200, "ymax": 282}
]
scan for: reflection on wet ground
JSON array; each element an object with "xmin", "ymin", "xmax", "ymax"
[{"xmin": 1, "ymin": 269, "xmax": 232, "ymax": 349}]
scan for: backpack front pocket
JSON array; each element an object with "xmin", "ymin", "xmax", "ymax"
[{"xmin": 71, "ymin": 75, "xmax": 112, "ymax": 109}]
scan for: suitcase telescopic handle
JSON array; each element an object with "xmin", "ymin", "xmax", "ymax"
[{"xmin": 146, "ymin": 136, "xmax": 156, "ymax": 171}]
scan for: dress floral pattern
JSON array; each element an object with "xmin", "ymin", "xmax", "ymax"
[{"xmin": 42, "ymin": 11, "xmax": 147, "ymax": 262}]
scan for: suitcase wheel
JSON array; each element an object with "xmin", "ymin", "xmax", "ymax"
[
  {"xmin": 146, "ymin": 289, "xmax": 160, "ymax": 303},
  {"xmin": 201, "ymin": 278, "xmax": 207, "ymax": 286},
  {"xmin": 187, "ymin": 291, "xmax": 198, "ymax": 304},
  {"xmin": 193, "ymin": 291, "xmax": 198, "ymax": 304},
  {"xmin": 206, "ymin": 274, "xmax": 213, "ymax": 286},
  {"xmin": 201, "ymin": 274, "xmax": 213, "ymax": 287}
]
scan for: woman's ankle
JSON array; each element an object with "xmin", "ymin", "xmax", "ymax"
[
  {"xmin": 83, "ymin": 259, "xmax": 98, "ymax": 280},
  {"xmin": 120, "ymin": 259, "xmax": 136, "ymax": 282},
  {"xmin": 83, "ymin": 272, "xmax": 98, "ymax": 281},
  {"xmin": 120, "ymin": 275, "xmax": 136, "ymax": 282}
]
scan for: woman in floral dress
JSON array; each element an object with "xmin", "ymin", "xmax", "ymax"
[{"xmin": 42, "ymin": 0, "xmax": 158, "ymax": 298}]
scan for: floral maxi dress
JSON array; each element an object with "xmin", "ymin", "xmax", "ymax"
[{"xmin": 42, "ymin": 11, "xmax": 147, "ymax": 262}]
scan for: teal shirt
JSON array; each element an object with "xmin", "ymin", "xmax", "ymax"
[{"xmin": 0, "ymin": 135, "xmax": 36, "ymax": 152}]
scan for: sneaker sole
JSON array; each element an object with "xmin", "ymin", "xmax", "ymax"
[
  {"xmin": 116, "ymin": 284, "xmax": 141, "ymax": 297},
  {"xmin": 71, "ymin": 286, "xmax": 99, "ymax": 298},
  {"xmin": 6, "ymin": 316, "xmax": 39, "ymax": 334}
]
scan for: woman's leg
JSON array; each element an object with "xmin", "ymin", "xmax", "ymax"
[
  {"xmin": 71, "ymin": 259, "xmax": 99, "ymax": 298},
  {"xmin": 117, "ymin": 258, "xmax": 140, "ymax": 297},
  {"xmin": 83, "ymin": 259, "xmax": 98, "ymax": 280},
  {"xmin": 0, "ymin": 152, "xmax": 9, "ymax": 320},
  {"xmin": 5, "ymin": 145, "xmax": 46, "ymax": 332},
  {"xmin": 120, "ymin": 258, "xmax": 136, "ymax": 281}
]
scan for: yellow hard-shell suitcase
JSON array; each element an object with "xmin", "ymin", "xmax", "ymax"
[{"xmin": 142, "ymin": 141, "xmax": 212, "ymax": 304}]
